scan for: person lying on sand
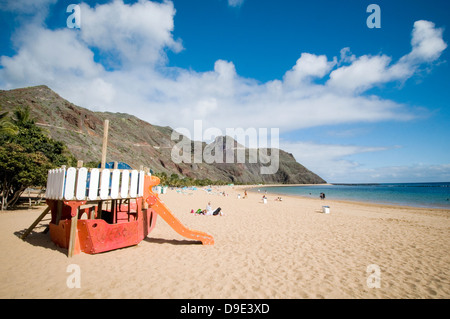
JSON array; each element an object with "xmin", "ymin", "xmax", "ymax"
[{"xmin": 191, "ymin": 202, "xmax": 223, "ymax": 216}]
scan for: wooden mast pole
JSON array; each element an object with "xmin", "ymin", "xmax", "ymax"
[
  {"xmin": 98, "ymin": 119, "xmax": 109, "ymax": 220},
  {"xmin": 101, "ymin": 119, "xmax": 109, "ymax": 169}
]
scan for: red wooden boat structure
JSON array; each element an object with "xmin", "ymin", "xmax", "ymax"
[
  {"xmin": 37, "ymin": 165, "xmax": 214, "ymax": 257},
  {"xmin": 21, "ymin": 120, "xmax": 213, "ymax": 257}
]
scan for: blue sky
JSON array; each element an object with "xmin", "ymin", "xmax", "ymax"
[{"xmin": 0, "ymin": 0, "xmax": 449, "ymax": 183}]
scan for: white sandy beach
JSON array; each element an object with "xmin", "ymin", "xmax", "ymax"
[{"xmin": 0, "ymin": 185, "xmax": 449, "ymax": 299}]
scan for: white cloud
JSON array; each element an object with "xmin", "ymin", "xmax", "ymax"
[
  {"xmin": 281, "ymin": 141, "xmax": 450, "ymax": 183},
  {"xmin": 367, "ymin": 163, "xmax": 450, "ymax": 183},
  {"xmin": 228, "ymin": 0, "xmax": 245, "ymax": 8},
  {"xmin": 353, "ymin": 163, "xmax": 450, "ymax": 183},
  {"xmin": 406, "ymin": 20, "xmax": 447, "ymax": 63},
  {"xmin": 283, "ymin": 53, "xmax": 336, "ymax": 87},
  {"xmin": 214, "ymin": 59, "xmax": 237, "ymax": 81},
  {"xmin": 327, "ymin": 20, "xmax": 447, "ymax": 94},
  {"xmin": 281, "ymin": 141, "xmax": 389, "ymax": 182},
  {"xmin": 79, "ymin": 0, "xmax": 182, "ymax": 67},
  {"xmin": 338, "ymin": 47, "xmax": 356, "ymax": 65},
  {"xmin": 327, "ymin": 54, "xmax": 396, "ymax": 93},
  {"xmin": 1, "ymin": 26, "xmax": 104, "ymax": 85}
]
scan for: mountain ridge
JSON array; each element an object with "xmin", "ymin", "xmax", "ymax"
[{"xmin": 0, "ymin": 85, "xmax": 326, "ymax": 184}]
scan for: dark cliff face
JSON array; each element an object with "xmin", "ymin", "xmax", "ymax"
[{"xmin": 0, "ymin": 85, "xmax": 326, "ymax": 184}]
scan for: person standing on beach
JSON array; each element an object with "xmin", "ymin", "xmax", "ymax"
[{"xmin": 243, "ymin": 190, "xmax": 248, "ymax": 199}]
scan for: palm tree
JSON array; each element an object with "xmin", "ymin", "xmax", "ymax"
[
  {"xmin": 0, "ymin": 106, "xmax": 18, "ymax": 136},
  {"xmin": 12, "ymin": 105, "xmax": 34, "ymax": 127}
]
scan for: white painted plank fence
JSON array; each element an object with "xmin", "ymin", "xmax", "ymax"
[{"xmin": 45, "ymin": 167, "xmax": 146, "ymax": 201}]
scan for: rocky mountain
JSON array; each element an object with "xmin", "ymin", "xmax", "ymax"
[{"xmin": 0, "ymin": 85, "xmax": 326, "ymax": 184}]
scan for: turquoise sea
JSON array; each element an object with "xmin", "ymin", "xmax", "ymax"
[{"xmin": 258, "ymin": 183, "xmax": 450, "ymax": 209}]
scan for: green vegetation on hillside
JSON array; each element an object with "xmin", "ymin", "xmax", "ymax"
[
  {"xmin": 0, "ymin": 106, "xmax": 76, "ymax": 210},
  {"xmin": 152, "ymin": 171, "xmax": 236, "ymax": 187}
]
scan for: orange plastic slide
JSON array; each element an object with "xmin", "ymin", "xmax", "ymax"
[{"xmin": 145, "ymin": 175, "xmax": 214, "ymax": 245}]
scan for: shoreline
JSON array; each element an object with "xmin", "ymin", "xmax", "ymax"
[{"xmin": 240, "ymin": 184, "xmax": 450, "ymax": 212}]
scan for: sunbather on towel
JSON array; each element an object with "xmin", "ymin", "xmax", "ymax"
[{"xmin": 205, "ymin": 202, "xmax": 222, "ymax": 216}]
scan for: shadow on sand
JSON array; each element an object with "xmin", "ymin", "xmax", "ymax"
[
  {"xmin": 14, "ymin": 221, "xmax": 68, "ymax": 256},
  {"xmin": 14, "ymin": 214, "xmax": 202, "ymax": 258},
  {"xmin": 144, "ymin": 237, "xmax": 203, "ymax": 245}
]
